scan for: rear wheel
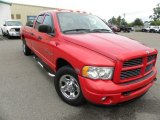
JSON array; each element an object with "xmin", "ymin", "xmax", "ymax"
[
  {"xmin": 54, "ymin": 66, "xmax": 85, "ymax": 106},
  {"xmin": 22, "ymin": 41, "xmax": 31, "ymax": 56}
]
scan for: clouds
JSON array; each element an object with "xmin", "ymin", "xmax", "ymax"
[{"xmin": 10, "ymin": 0, "xmax": 160, "ymax": 22}]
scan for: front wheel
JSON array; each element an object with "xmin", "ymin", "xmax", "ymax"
[
  {"xmin": 54, "ymin": 66, "xmax": 85, "ymax": 106},
  {"xmin": 1, "ymin": 29, "xmax": 5, "ymax": 36},
  {"xmin": 7, "ymin": 31, "xmax": 11, "ymax": 39}
]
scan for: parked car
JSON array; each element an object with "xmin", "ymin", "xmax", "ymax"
[
  {"xmin": 1, "ymin": 20, "xmax": 22, "ymax": 38},
  {"xmin": 128, "ymin": 27, "xmax": 134, "ymax": 31},
  {"xmin": 21, "ymin": 10, "xmax": 158, "ymax": 106},
  {"xmin": 154, "ymin": 26, "xmax": 160, "ymax": 33},
  {"xmin": 119, "ymin": 25, "xmax": 130, "ymax": 32},
  {"xmin": 149, "ymin": 26, "xmax": 158, "ymax": 33},
  {"xmin": 26, "ymin": 20, "xmax": 34, "ymax": 27},
  {"xmin": 108, "ymin": 25, "xmax": 121, "ymax": 32},
  {"xmin": 142, "ymin": 26, "xmax": 150, "ymax": 32}
]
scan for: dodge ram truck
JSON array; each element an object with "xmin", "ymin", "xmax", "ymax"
[{"xmin": 21, "ymin": 10, "xmax": 158, "ymax": 106}]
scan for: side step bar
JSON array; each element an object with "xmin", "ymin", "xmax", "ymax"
[{"xmin": 33, "ymin": 56, "xmax": 55, "ymax": 77}]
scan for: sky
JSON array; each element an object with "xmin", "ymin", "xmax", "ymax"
[{"xmin": 8, "ymin": 0, "xmax": 160, "ymax": 22}]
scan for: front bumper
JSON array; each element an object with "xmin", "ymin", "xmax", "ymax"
[
  {"xmin": 79, "ymin": 68, "xmax": 157, "ymax": 105},
  {"xmin": 9, "ymin": 31, "xmax": 20, "ymax": 36}
]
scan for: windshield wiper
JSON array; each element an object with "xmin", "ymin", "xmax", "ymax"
[
  {"xmin": 63, "ymin": 29, "xmax": 90, "ymax": 33},
  {"xmin": 90, "ymin": 29, "xmax": 112, "ymax": 33}
]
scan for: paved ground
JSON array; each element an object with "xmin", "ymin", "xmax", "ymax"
[{"xmin": 0, "ymin": 32, "xmax": 160, "ymax": 120}]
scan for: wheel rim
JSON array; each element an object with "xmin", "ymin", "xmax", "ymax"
[
  {"xmin": 23, "ymin": 44, "xmax": 26, "ymax": 53},
  {"xmin": 59, "ymin": 75, "xmax": 80, "ymax": 100}
]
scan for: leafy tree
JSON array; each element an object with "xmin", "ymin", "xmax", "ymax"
[
  {"xmin": 121, "ymin": 18, "xmax": 128, "ymax": 26},
  {"xmin": 116, "ymin": 16, "xmax": 121, "ymax": 26},
  {"xmin": 108, "ymin": 16, "xmax": 117, "ymax": 24},
  {"xmin": 150, "ymin": 20, "xmax": 160, "ymax": 25},
  {"xmin": 133, "ymin": 18, "xmax": 144, "ymax": 26},
  {"xmin": 108, "ymin": 16, "xmax": 128, "ymax": 26},
  {"xmin": 128, "ymin": 22, "xmax": 134, "ymax": 27},
  {"xmin": 149, "ymin": 3, "xmax": 160, "ymax": 21}
]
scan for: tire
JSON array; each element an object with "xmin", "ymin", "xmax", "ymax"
[
  {"xmin": 7, "ymin": 31, "xmax": 11, "ymax": 39},
  {"xmin": 1, "ymin": 29, "xmax": 5, "ymax": 36},
  {"xmin": 54, "ymin": 66, "xmax": 85, "ymax": 106},
  {"xmin": 22, "ymin": 41, "xmax": 31, "ymax": 56}
]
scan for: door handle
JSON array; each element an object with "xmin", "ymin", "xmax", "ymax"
[
  {"xmin": 30, "ymin": 33, "xmax": 34, "ymax": 36},
  {"xmin": 38, "ymin": 36, "xmax": 42, "ymax": 40}
]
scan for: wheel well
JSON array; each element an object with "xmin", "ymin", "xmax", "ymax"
[{"xmin": 56, "ymin": 58, "xmax": 73, "ymax": 70}]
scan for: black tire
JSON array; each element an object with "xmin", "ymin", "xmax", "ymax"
[
  {"xmin": 54, "ymin": 66, "xmax": 85, "ymax": 106},
  {"xmin": 1, "ymin": 29, "xmax": 5, "ymax": 36},
  {"xmin": 22, "ymin": 41, "xmax": 31, "ymax": 56},
  {"xmin": 7, "ymin": 31, "xmax": 11, "ymax": 39}
]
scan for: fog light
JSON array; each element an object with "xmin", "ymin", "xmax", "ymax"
[{"xmin": 101, "ymin": 97, "xmax": 107, "ymax": 101}]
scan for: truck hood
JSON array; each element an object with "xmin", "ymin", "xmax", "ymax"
[{"xmin": 63, "ymin": 33, "xmax": 152, "ymax": 61}]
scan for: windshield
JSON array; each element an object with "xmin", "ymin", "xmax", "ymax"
[
  {"xmin": 5, "ymin": 21, "xmax": 22, "ymax": 26},
  {"xmin": 57, "ymin": 12, "xmax": 112, "ymax": 34}
]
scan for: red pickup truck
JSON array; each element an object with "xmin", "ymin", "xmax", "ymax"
[{"xmin": 21, "ymin": 10, "xmax": 158, "ymax": 106}]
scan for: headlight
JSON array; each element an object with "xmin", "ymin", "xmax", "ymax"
[
  {"xmin": 10, "ymin": 29, "xmax": 15, "ymax": 32},
  {"xmin": 82, "ymin": 66, "xmax": 114, "ymax": 80}
]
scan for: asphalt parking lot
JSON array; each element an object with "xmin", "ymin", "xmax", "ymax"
[{"xmin": 0, "ymin": 32, "xmax": 160, "ymax": 120}]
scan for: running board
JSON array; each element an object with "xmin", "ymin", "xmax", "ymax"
[{"xmin": 33, "ymin": 56, "xmax": 55, "ymax": 77}]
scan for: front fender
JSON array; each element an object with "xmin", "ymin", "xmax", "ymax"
[{"xmin": 53, "ymin": 41, "xmax": 115, "ymax": 75}]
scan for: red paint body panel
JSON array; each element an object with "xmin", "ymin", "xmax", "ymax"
[{"xmin": 21, "ymin": 10, "xmax": 158, "ymax": 105}]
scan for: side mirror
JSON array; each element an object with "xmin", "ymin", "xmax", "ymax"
[
  {"xmin": 38, "ymin": 24, "xmax": 53, "ymax": 34},
  {"xmin": 3, "ymin": 24, "xmax": 6, "ymax": 26}
]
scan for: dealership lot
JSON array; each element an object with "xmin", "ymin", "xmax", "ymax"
[{"xmin": 0, "ymin": 32, "xmax": 160, "ymax": 120}]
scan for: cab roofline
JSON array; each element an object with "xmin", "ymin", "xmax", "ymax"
[{"xmin": 39, "ymin": 9, "xmax": 88, "ymax": 14}]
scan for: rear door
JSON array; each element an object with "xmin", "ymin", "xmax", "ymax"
[
  {"xmin": 32, "ymin": 13, "xmax": 57, "ymax": 70},
  {"xmin": 39, "ymin": 13, "xmax": 57, "ymax": 69},
  {"xmin": 31, "ymin": 14, "xmax": 45, "ymax": 57}
]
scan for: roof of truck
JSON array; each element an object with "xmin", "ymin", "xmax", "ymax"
[{"xmin": 39, "ymin": 9, "xmax": 88, "ymax": 14}]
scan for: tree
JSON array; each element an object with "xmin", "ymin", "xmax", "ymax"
[
  {"xmin": 108, "ymin": 16, "xmax": 117, "ymax": 24},
  {"xmin": 116, "ymin": 16, "xmax": 121, "ymax": 26},
  {"xmin": 150, "ymin": 20, "xmax": 160, "ymax": 25},
  {"xmin": 149, "ymin": 3, "xmax": 160, "ymax": 21},
  {"xmin": 128, "ymin": 22, "xmax": 134, "ymax": 27},
  {"xmin": 121, "ymin": 18, "xmax": 128, "ymax": 26},
  {"xmin": 108, "ymin": 16, "xmax": 128, "ymax": 26},
  {"xmin": 133, "ymin": 18, "xmax": 144, "ymax": 26}
]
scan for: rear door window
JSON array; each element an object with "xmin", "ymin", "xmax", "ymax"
[
  {"xmin": 35, "ymin": 14, "xmax": 45, "ymax": 30},
  {"xmin": 42, "ymin": 13, "xmax": 54, "ymax": 33}
]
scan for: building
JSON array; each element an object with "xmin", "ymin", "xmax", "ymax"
[
  {"xmin": 0, "ymin": 0, "xmax": 11, "ymax": 35},
  {"xmin": 11, "ymin": 3, "xmax": 56, "ymax": 25}
]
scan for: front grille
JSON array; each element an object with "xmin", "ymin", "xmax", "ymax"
[
  {"xmin": 121, "ymin": 68, "xmax": 141, "ymax": 80},
  {"xmin": 15, "ymin": 28, "xmax": 20, "ymax": 32},
  {"xmin": 147, "ymin": 55, "xmax": 156, "ymax": 62},
  {"xmin": 145, "ymin": 63, "xmax": 154, "ymax": 73},
  {"xmin": 123, "ymin": 58, "xmax": 143, "ymax": 67},
  {"xmin": 120, "ymin": 54, "xmax": 156, "ymax": 82}
]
